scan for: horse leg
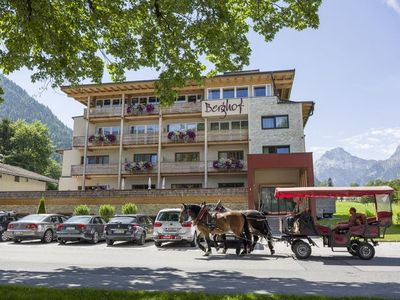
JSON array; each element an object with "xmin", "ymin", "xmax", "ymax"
[
  {"xmin": 267, "ymin": 234, "xmax": 275, "ymax": 255},
  {"xmin": 213, "ymin": 234, "xmax": 220, "ymax": 252},
  {"xmin": 197, "ymin": 232, "xmax": 206, "ymax": 253},
  {"xmin": 221, "ymin": 234, "xmax": 227, "ymax": 254},
  {"xmin": 250, "ymin": 235, "xmax": 259, "ymax": 253},
  {"xmin": 203, "ymin": 234, "xmax": 212, "ymax": 256}
]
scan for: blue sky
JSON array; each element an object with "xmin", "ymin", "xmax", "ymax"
[{"xmin": 5, "ymin": 0, "xmax": 400, "ymax": 160}]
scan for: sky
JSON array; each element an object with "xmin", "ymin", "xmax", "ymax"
[{"xmin": 4, "ymin": 0, "xmax": 400, "ymax": 161}]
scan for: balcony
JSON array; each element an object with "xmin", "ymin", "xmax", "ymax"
[
  {"xmin": 124, "ymin": 133, "xmax": 158, "ymax": 146},
  {"xmin": 72, "ymin": 136, "xmax": 120, "ymax": 148},
  {"xmin": 208, "ymin": 130, "xmax": 248, "ymax": 143},
  {"xmin": 71, "ymin": 163, "xmax": 157, "ymax": 176},
  {"xmin": 83, "ymin": 102, "xmax": 201, "ymax": 119},
  {"xmin": 160, "ymin": 161, "xmax": 204, "ymax": 174}
]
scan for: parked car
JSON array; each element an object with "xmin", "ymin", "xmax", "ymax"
[
  {"xmin": 56, "ymin": 215, "xmax": 106, "ymax": 244},
  {"xmin": 0, "ymin": 211, "xmax": 20, "ymax": 242},
  {"xmin": 153, "ymin": 208, "xmax": 197, "ymax": 247},
  {"xmin": 105, "ymin": 214, "xmax": 154, "ymax": 246},
  {"xmin": 7, "ymin": 214, "xmax": 67, "ymax": 243}
]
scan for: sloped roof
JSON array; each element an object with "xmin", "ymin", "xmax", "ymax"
[{"xmin": 0, "ymin": 163, "xmax": 57, "ymax": 184}]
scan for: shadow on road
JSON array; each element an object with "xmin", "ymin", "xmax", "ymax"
[{"xmin": 0, "ymin": 265, "xmax": 399, "ymax": 298}]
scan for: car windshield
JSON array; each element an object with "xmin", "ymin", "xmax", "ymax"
[
  {"xmin": 109, "ymin": 217, "xmax": 136, "ymax": 223},
  {"xmin": 157, "ymin": 211, "xmax": 183, "ymax": 222},
  {"xmin": 20, "ymin": 215, "xmax": 47, "ymax": 222},
  {"xmin": 65, "ymin": 216, "xmax": 92, "ymax": 224}
]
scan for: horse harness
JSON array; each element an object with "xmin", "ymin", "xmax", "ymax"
[{"xmin": 192, "ymin": 206, "xmax": 218, "ymax": 231}]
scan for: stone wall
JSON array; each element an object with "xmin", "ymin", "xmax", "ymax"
[{"xmin": 0, "ymin": 188, "xmax": 248, "ymax": 216}]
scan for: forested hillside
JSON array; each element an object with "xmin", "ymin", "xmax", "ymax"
[{"xmin": 0, "ymin": 75, "xmax": 72, "ymax": 154}]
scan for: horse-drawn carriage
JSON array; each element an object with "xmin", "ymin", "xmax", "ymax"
[{"xmin": 275, "ymin": 186, "xmax": 394, "ymax": 260}]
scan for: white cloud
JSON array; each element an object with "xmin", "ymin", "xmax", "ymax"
[
  {"xmin": 385, "ymin": 0, "xmax": 400, "ymax": 15},
  {"xmin": 338, "ymin": 127, "xmax": 400, "ymax": 160}
]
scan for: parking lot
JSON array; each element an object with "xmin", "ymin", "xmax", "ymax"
[{"xmin": 1, "ymin": 239, "xmax": 399, "ymax": 298}]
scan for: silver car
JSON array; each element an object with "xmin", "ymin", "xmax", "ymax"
[
  {"xmin": 7, "ymin": 214, "xmax": 67, "ymax": 243},
  {"xmin": 153, "ymin": 208, "xmax": 197, "ymax": 247}
]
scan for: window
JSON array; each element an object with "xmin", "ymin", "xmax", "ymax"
[
  {"xmin": 218, "ymin": 151, "xmax": 244, "ymax": 160},
  {"xmin": 231, "ymin": 121, "xmax": 240, "ymax": 130},
  {"xmin": 220, "ymin": 122, "xmax": 229, "ymax": 130},
  {"xmin": 223, "ymin": 88, "xmax": 235, "ymax": 99},
  {"xmin": 218, "ymin": 183, "xmax": 245, "ymax": 188},
  {"xmin": 236, "ymin": 87, "xmax": 248, "ymax": 98},
  {"xmin": 132, "ymin": 184, "xmax": 155, "ymax": 190},
  {"xmin": 82, "ymin": 155, "xmax": 109, "ymax": 165},
  {"xmin": 210, "ymin": 122, "xmax": 219, "ymax": 131},
  {"xmin": 176, "ymin": 95, "xmax": 186, "ymax": 102},
  {"xmin": 14, "ymin": 176, "xmax": 20, "ymax": 182},
  {"xmin": 103, "ymin": 99, "xmax": 111, "ymax": 107},
  {"xmin": 261, "ymin": 115, "xmax": 289, "ymax": 129},
  {"xmin": 130, "ymin": 124, "xmax": 158, "ymax": 135},
  {"xmin": 197, "ymin": 123, "xmax": 205, "ymax": 131},
  {"xmin": 254, "ymin": 86, "xmax": 266, "ymax": 97},
  {"xmin": 241, "ymin": 120, "xmax": 248, "ymax": 129},
  {"xmin": 112, "ymin": 99, "xmax": 121, "ymax": 107},
  {"xmin": 171, "ymin": 183, "xmax": 202, "ymax": 189},
  {"xmin": 175, "ymin": 152, "xmax": 200, "ymax": 162},
  {"xmin": 187, "ymin": 95, "xmax": 197, "ymax": 103},
  {"xmin": 208, "ymin": 89, "xmax": 220, "ymax": 100},
  {"xmin": 96, "ymin": 127, "xmax": 120, "ymax": 135},
  {"xmin": 166, "ymin": 123, "xmax": 201, "ymax": 132},
  {"xmin": 263, "ymin": 146, "xmax": 290, "ymax": 154},
  {"xmin": 131, "ymin": 98, "xmax": 139, "ymax": 105},
  {"xmin": 146, "ymin": 124, "xmax": 159, "ymax": 134},
  {"xmin": 148, "ymin": 97, "xmax": 159, "ymax": 104},
  {"xmin": 139, "ymin": 97, "xmax": 147, "ymax": 104},
  {"xmin": 134, "ymin": 153, "xmax": 157, "ymax": 163}
]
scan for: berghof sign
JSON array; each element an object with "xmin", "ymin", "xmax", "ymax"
[{"xmin": 202, "ymin": 98, "xmax": 248, "ymax": 118}]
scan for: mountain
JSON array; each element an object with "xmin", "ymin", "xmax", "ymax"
[
  {"xmin": 0, "ymin": 75, "xmax": 72, "ymax": 156},
  {"xmin": 315, "ymin": 146, "xmax": 400, "ymax": 186}
]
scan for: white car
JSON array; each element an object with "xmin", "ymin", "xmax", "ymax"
[{"xmin": 153, "ymin": 208, "xmax": 197, "ymax": 247}]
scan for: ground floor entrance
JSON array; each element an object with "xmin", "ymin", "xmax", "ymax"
[{"xmin": 259, "ymin": 187, "xmax": 295, "ymax": 214}]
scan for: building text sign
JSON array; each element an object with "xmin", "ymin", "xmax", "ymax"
[{"xmin": 202, "ymin": 98, "xmax": 248, "ymax": 118}]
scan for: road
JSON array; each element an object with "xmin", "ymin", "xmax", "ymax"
[{"xmin": 0, "ymin": 239, "xmax": 399, "ymax": 298}]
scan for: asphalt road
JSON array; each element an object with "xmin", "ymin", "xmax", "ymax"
[{"xmin": 0, "ymin": 239, "xmax": 399, "ymax": 298}]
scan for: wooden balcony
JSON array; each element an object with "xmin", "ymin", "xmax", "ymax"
[
  {"xmin": 83, "ymin": 102, "xmax": 201, "ymax": 120},
  {"xmin": 208, "ymin": 130, "xmax": 248, "ymax": 143},
  {"xmin": 207, "ymin": 160, "xmax": 247, "ymax": 172},
  {"xmin": 160, "ymin": 161, "xmax": 204, "ymax": 174},
  {"xmin": 124, "ymin": 133, "xmax": 158, "ymax": 146},
  {"xmin": 72, "ymin": 136, "xmax": 120, "ymax": 148},
  {"xmin": 71, "ymin": 164, "xmax": 158, "ymax": 176}
]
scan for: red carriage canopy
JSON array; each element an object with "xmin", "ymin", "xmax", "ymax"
[{"xmin": 274, "ymin": 186, "xmax": 394, "ymax": 198}]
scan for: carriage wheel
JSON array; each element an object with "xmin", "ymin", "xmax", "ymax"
[
  {"xmin": 357, "ymin": 242, "xmax": 375, "ymax": 260},
  {"xmin": 347, "ymin": 240, "xmax": 360, "ymax": 256},
  {"xmin": 292, "ymin": 240, "xmax": 312, "ymax": 260}
]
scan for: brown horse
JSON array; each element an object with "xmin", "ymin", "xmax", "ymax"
[{"xmin": 180, "ymin": 203, "xmax": 251, "ymax": 256}]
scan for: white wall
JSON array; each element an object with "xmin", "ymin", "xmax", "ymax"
[{"xmin": 0, "ymin": 174, "xmax": 47, "ymax": 191}]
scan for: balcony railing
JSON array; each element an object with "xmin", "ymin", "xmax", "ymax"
[
  {"xmin": 72, "ymin": 136, "xmax": 120, "ymax": 147},
  {"xmin": 71, "ymin": 163, "xmax": 158, "ymax": 176},
  {"xmin": 124, "ymin": 133, "xmax": 158, "ymax": 145},
  {"xmin": 84, "ymin": 102, "xmax": 201, "ymax": 118},
  {"xmin": 208, "ymin": 130, "xmax": 248, "ymax": 142},
  {"xmin": 160, "ymin": 161, "xmax": 204, "ymax": 173}
]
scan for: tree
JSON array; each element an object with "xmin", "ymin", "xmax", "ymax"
[
  {"xmin": 350, "ymin": 182, "xmax": 359, "ymax": 187},
  {"xmin": 37, "ymin": 197, "xmax": 46, "ymax": 214},
  {"xmin": 74, "ymin": 204, "xmax": 91, "ymax": 215},
  {"xmin": 0, "ymin": 1, "xmax": 322, "ymax": 106},
  {"xmin": 327, "ymin": 177, "xmax": 333, "ymax": 187},
  {"xmin": 0, "ymin": 118, "xmax": 14, "ymax": 157},
  {"xmin": 99, "ymin": 204, "xmax": 115, "ymax": 222},
  {"xmin": 5, "ymin": 120, "xmax": 53, "ymax": 175}
]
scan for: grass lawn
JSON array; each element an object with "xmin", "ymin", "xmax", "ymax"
[
  {"xmin": 0, "ymin": 285, "xmax": 384, "ymax": 300},
  {"xmin": 318, "ymin": 201, "xmax": 400, "ymax": 241}
]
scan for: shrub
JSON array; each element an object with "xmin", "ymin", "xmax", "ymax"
[
  {"xmin": 73, "ymin": 204, "xmax": 91, "ymax": 215},
  {"xmin": 396, "ymin": 212, "xmax": 400, "ymax": 224},
  {"xmin": 121, "ymin": 203, "xmax": 138, "ymax": 214},
  {"xmin": 99, "ymin": 204, "xmax": 115, "ymax": 222},
  {"xmin": 37, "ymin": 197, "xmax": 46, "ymax": 214}
]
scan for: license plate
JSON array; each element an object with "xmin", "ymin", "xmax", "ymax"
[
  {"xmin": 165, "ymin": 228, "xmax": 178, "ymax": 232},
  {"xmin": 159, "ymin": 235, "xmax": 181, "ymax": 240},
  {"xmin": 16, "ymin": 231, "xmax": 30, "ymax": 235},
  {"xmin": 66, "ymin": 227, "xmax": 75, "ymax": 231},
  {"xmin": 113, "ymin": 229, "xmax": 125, "ymax": 234}
]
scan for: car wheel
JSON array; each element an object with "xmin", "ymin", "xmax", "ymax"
[
  {"xmin": 42, "ymin": 229, "xmax": 53, "ymax": 243},
  {"xmin": 58, "ymin": 239, "xmax": 66, "ymax": 245},
  {"xmin": 190, "ymin": 232, "xmax": 197, "ymax": 247},
  {"xmin": 137, "ymin": 233, "xmax": 146, "ymax": 245},
  {"xmin": 155, "ymin": 241, "xmax": 162, "ymax": 247},
  {"xmin": 357, "ymin": 242, "xmax": 375, "ymax": 260},
  {"xmin": 347, "ymin": 240, "xmax": 360, "ymax": 256},
  {"xmin": 106, "ymin": 239, "xmax": 114, "ymax": 246},
  {"xmin": 1, "ymin": 231, "xmax": 9, "ymax": 242},
  {"xmin": 292, "ymin": 240, "xmax": 312, "ymax": 260},
  {"xmin": 13, "ymin": 238, "xmax": 21, "ymax": 243},
  {"xmin": 91, "ymin": 232, "xmax": 99, "ymax": 244}
]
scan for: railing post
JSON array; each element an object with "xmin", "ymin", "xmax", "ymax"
[
  {"xmin": 118, "ymin": 94, "xmax": 125, "ymax": 189},
  {"xmin": 157, "ymin": 112, "xmax": 162, "ymax": 189},
  {"xmin": 204, "ymin": 117, "xmax": 208, "ymax": 188},
  {"xmin": 82, "ymin": 96, "xmax": 91, "ymax": 190}
]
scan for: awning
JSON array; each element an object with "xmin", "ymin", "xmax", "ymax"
[{"xmin": 275, "ymin": 186, "xmax": 394, "ymax": 198}]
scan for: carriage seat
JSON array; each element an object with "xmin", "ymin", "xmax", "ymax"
[
  {"xmin": 377, "ymin": 211, "xmax": 392, "ymax": 227},
  {"xmin": 315, "ymin": 224, "xmax": 332, "ymax": 236}
]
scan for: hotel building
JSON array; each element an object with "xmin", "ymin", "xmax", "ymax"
[{"xmin": 59, "ymin": 69, "xmax": 315, "ymax": 214}]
